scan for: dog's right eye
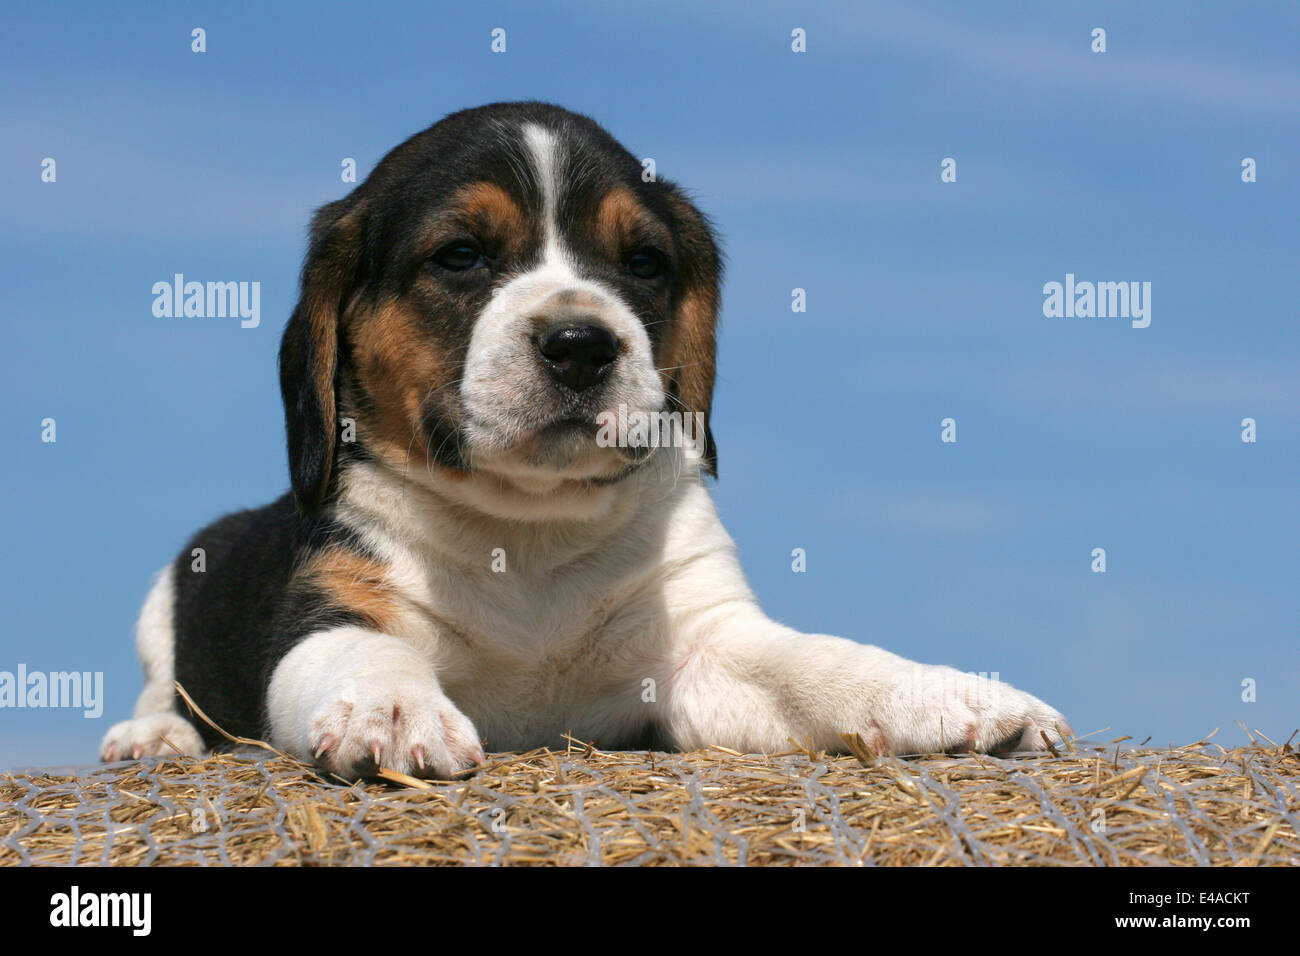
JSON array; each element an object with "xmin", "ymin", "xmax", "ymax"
[
  {"xmin": 430, "ymin": 243, "xmax": 487, "ymax": 272},
  {"xmin": 626, "ymin": 247, "xmax": 666, "ymax": 280}
]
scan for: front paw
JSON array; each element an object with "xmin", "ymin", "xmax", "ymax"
[
  {"xmin": 877, "ymin": 666, "xmax": 1071, "ymax": 756},
  {"xmin": 100, "ymin": 712, "xmax": 206, "ymax": 762},
  {"xmin": 306, "ymin": 677, "xmax": 485, "ymax": 780}
]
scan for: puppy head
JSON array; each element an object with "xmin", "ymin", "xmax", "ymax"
[{"xmin": 279, "ymin": 102, "xmax": 722, "ymax": 517}]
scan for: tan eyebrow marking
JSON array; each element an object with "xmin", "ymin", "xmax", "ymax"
[
  {"xmin": 452, "ymin": 181, "xmax": 527, "ymax": 238},
  {"xmin": 594, "ymin": 187, "xmax": 665, "ymax": 254}
]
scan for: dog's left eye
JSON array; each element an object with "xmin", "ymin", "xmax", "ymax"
[
  {"xmin": 627, "ymin": 248, "xmax": 666, "ymax": 280},
  {"xmin": 431, "ymin": 243, "xmax": 487, "ymax": 272}
]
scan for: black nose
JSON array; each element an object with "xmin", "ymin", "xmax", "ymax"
[{"xmin": 537, "ymin": 324, "xmax": 618, "ymax": 392}]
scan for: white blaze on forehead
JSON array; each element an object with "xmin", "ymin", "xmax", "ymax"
[
  {"xmin": 521, "ymin": 123, "xmax": 571, "ymax": 271},
  {"xmin": 454, "ymin": 120, "xmax": 666, "ymax": 485}
]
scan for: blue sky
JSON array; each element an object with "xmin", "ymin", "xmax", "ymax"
[{"xmin": 1, "ymin": 1, "xmax": 1296, "ymax": 768}]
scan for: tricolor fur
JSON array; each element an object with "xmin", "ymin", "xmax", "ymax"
[{"xmin": 102, "ymin": 103, "xmax": 1070, "ymax": 778}]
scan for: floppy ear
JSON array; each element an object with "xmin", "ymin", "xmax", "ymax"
[
  {"xmin": 661, "ymin": 190, "xmax": 723, "ymax": 476},
  {"xmin": 278, "ymin": 198, "xmax": 367, "ymax": 514}
]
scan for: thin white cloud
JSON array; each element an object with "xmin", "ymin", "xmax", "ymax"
[
  {"xmin": 849, "ymin": 3, "xmax": 1300, "ymax": 116},
  {"xmin": 832, "ymin": 487, "xmax": 1015, "ymax": 535},
  {"xmin": 865, "ymin": 355, "xmax": 1300, "ymax": 421},
  {"xmin": 624, "ymin": 0, "xmax": 1300, "ymax": 116},
  {"xmin": 993, "ymin": 357, "xmax": 1300, "ymax": 419},
  {"xmin": 1, "ymin": 138, "xmax": 330, "ymax": 242}
]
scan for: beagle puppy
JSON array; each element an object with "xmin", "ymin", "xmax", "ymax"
[{"xmin": 102, "ymin": 102, "xmax": 1071, "ymax": 779}]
